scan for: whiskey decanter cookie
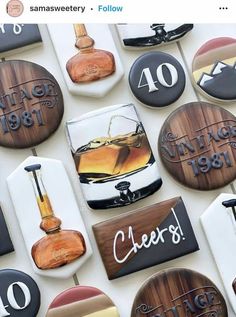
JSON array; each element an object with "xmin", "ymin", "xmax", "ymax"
[
  {"xmin": 7, "ymin": 156, "xmax": 92, "ymax": 279},
  {"xmin": 0, "ymin": 60, "xmax": 64, "ymax": 148},
  {"xmin": 66, "ymin": 24, "xmax": 115, "ymax": 83},
  {"xmin": 48, "ymin": 24, "xmax": 124, "ymax": 97},
  {"xmin": 66, "ymin": 103, "xmax": 162, "ymax": 209},
  {"xmin": 201, "ymin": 193, "xmax": 236, "ymax": 314},
  {"xmin": 117, "ymin": 24, "xmax": 193, "ymax": 50},
  {"xmin": 131, "ymin": 268, "xmax": 227, "ymax": 317},
  {"xmin": 129, "ymin": 52, "xmax": 186, "ymax": 108},
  {"xmin": 46, "ymin": 286, "xmax": 119, "ymax": 317},
  {"xmin": 0, "ymin": 269, "xmax": 40, "ymax": 317},
  {"xmin": 158, "ymin": 101, "xmax": 236, "ymax": 190},
  {"xmin": 192, "ymin": 37, "xmax": 236, "ymax": 102},
  {"xmin": 93, "ymin": 197, "xmax": 199, "ymax": 280},
  {"xmin": 0, "ymin": 24, "xmax": 42, "ymax": 56}
]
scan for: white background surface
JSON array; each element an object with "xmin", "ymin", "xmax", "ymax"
[{"xmin": 0, "ymin": 24, "xmax": 236, "ymax": 316}]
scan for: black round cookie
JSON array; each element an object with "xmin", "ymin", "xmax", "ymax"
[
  {"xmin": 0, "ymin": 269, "xmax": 40, "ymax": 316},
  {"xmin": 129, "ymin": 51, "xmax": 186, "ymax": 108}
]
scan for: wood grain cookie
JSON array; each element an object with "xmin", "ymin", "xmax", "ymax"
[
  {"xmin": 158, "ymin": 101, "xmax": 236, "ymax": 190},
  {"xmin": 131, "ymin": 268, "xmax": 228, "ymax": 317},
  {"xmin": 0, "ymin": 60, "xmax": 64, "ymax": 148},
  {"xmin": 46, "ymin": 286, "xmax": 119, "ymax": 317},
  {"xmin": 93, "ymin": 197, "xmax": 199, "ymax": 280}
]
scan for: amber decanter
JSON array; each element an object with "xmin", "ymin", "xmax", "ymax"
[
  {"xmin": 25, "ymin": 164, "xmax": 86, "ymax": 270},
  {"xmin": 66, "ymin": 24, "xmax": 116, "ymax": 83}
]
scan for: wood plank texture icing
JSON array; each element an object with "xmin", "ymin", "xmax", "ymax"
[
  {"xmin": 158, "ymin": 102, "xmax": 236, "ymax": 190},
  {"xmin": 93, "ymin": 197, "xmax": 199, "ymax": 280},
  {"xmin": 0, "ymin": 60, "xmax": 64, "ymax": 148},
  {"xmin": 131, "ymin": 268, "xmax": 228, "ymax": 317}
]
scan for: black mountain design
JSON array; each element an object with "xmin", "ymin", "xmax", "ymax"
[{"xmin": 197, "ymin": 61, "xmax": 236, "ymax": 100}]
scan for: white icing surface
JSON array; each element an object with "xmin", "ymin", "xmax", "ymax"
[
  {"xmin": 201, "ymin": 193, "xmax": 236, "ymax": 314},
  {"xmin": 47, "ymin": 24, "xmax": 124, "ymax": 97},
  {"xmin": 7, "ymin": 156, "xmax": 93, "ymax": 279}
]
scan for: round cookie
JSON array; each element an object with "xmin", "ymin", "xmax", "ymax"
[
  {"xmin": 131, "ymin": 268, "xmax": 228, "ymax": 317},
  {"xmin": 158, "ymin": 101, "xmax": 236, "ymax": 190},
  {"xmin": 0, "ymin": 60, "xmax": 64, "ymax": 148},
  {"xmin": 129, "ymin": 51, "xmax": 186, "ymax": 108},
  {"xmin": 192, "ymin": 37, "xmax": 236, "ymax": 101},
  {"xmin": 0, "ymin": 269, "xmax": 40, "ymax": 316},
  {"xmin": 46, "ymin": 285, "xmax": 120, "ymax": 317}
]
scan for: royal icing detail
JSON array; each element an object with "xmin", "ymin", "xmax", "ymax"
[
  {"xmin": 129, "ymin": 52, "xmax": 185, "ymax": 108},
  {"xmin": 192, "ymin": 37, "xmax": 236, "ymax": 101},
  {"xmin": 66, "ymin": 103, "xmax": 162, "ymax": 209},
  {"xmin": 116, "ymin": 24, "xmax": 193, "ymax": 49},
  {"xmin": 0, "ymin": 60, "xmax": 64, "ymax": 148},
  {"xmin": 93, "ymin": 197, "xmax": 199, "ymax": 280},
  {"xmin": 158, "ymin": 101, "xmax": 236, "ymax": 190},
  {"xmin": 131, "ymin": 268, "xmax": 227, "ymax": 317},
  {"xmin": 7, "ymin": 156, "xmax": 92, "ymax": 279},
  {"xmin": 47, "ymin": 24, "xmax": 124, "ymax": 97},
  {"xmin": 113, "ymin": 208, "xmax": 185, "ymax": 264},
  {"xmin": 0, "ymin": 269, "xmax": 40, "ymax": 317}
]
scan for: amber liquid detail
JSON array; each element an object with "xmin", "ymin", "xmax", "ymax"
[
  {"xmin": 32, "ymin": 230, "xmax": 86, "ymax": 270},
  {"xmin": 66, "ymin": 24, "xmax": 115, "ymax": 83},
  {"xmin": 73, "ymin": 131, "xmax": 152, "ymax": 182},
  {"xmin": 31, "ymin": 193, "xmax": 86, "ymax": 270}
]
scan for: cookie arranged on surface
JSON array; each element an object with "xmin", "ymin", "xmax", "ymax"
[
  {"xmin": 192, "ymin": 37, "xmax": 236, "ymax": 101},
  {"xmin": 201, "ymin": 193, "xmax": 236, "ymax": 314},
  {"xmin": 0, "ymin": 269, "xmax": 40, "ymax": 316},
  {"xmin": 7, "ymin": 156, "xmax": 92, "ymax": 279},
  {"xmin": 0, "ymin": 60, "xmax": 64, "ymax": 148},
  {"xmin": 0, "ymin": 24, "xmax": 42, "ymax": 56},
  {"xmin": 129, "ymin": 52, "xmax": 185, "ymax": 108},
  {"xmin": 93, "ymin": 197, "xmax": 199, "ymax": 280},
  {"xmin": 158, "ymin": 101, "xmax": 236, "ymax": 190},
  {"xmin": 131, "ymin": 268, "xmax": 228, "ymax": 317},
  {"xmin": 117, "ymin": 24, "xmax": 193, "ymax": 50},
  {"xmin": 47, "ymin": 24, "xmax": 124, "ymax": 97},
  {"xmin": 0, "ymin": 206, "xmax": 14, "ymax": 255},
  {"xmin": 66, "ymin": 103, "xmax": 162, "ymax": 209},
  {"xmin": 46, "ymin": 286, "xmax": 119, "ymax": 317}
]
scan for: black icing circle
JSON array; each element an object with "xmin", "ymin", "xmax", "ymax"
[
  {"xmin": 0, "ymin": 269, "xmax": 40, "ymax": 316},
  {"xmin": 129, "ymin": 51, "xmax": 186, "ymax": 108}
]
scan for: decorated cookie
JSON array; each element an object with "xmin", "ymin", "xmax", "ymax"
[
  {"xmin": 66, "ymin": 103, "xmax": 162, "ymax": 209},
  {"xmin": 46, "ymin": 286, "xmax": 119, "ymax": 317},
  {"xmin": 129, "ymin": 52, "xmax": 186, "ymax": 108},
  {"xmin": 0, "ymin": 269, "xmax": 40, "ymax": 316},
  {"xmin": 47, "ymin": 24, "xmax": 124, "ymax": 97},
  {"xmin": 192, "ymin": 37, "xmax": 236, "ymax": 101},
  {"xmin": 0, "ymin": 206, "xmax": 14, "ymax": 255},
  {"xmin": 93, "ymin": 197, "xmax": 199, "ymax": 280},
  {"xmin": 131, "ymin": 268, "xmax": 227, "ymax": 317},
  {"xmin": 201, "ymin": 193, "xmax": 236, "ymax": 314},
  {"xmin": 0, "ymin": 60, "xmax": 64, "ymax": 148},
  {"xmin": 7, "ymin": 156, "xmax": 92, "ymax": 279},
  {"xmin": 0, "ymin": 24, "xmax": 42, "ymax": 56},
  {"xmin": 117, "ymin": 24, "xmax": 193, "ymax": 50},
  {"xmin": 158, "ymin": 101, "xmax": 236, "ymax": 190}
]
